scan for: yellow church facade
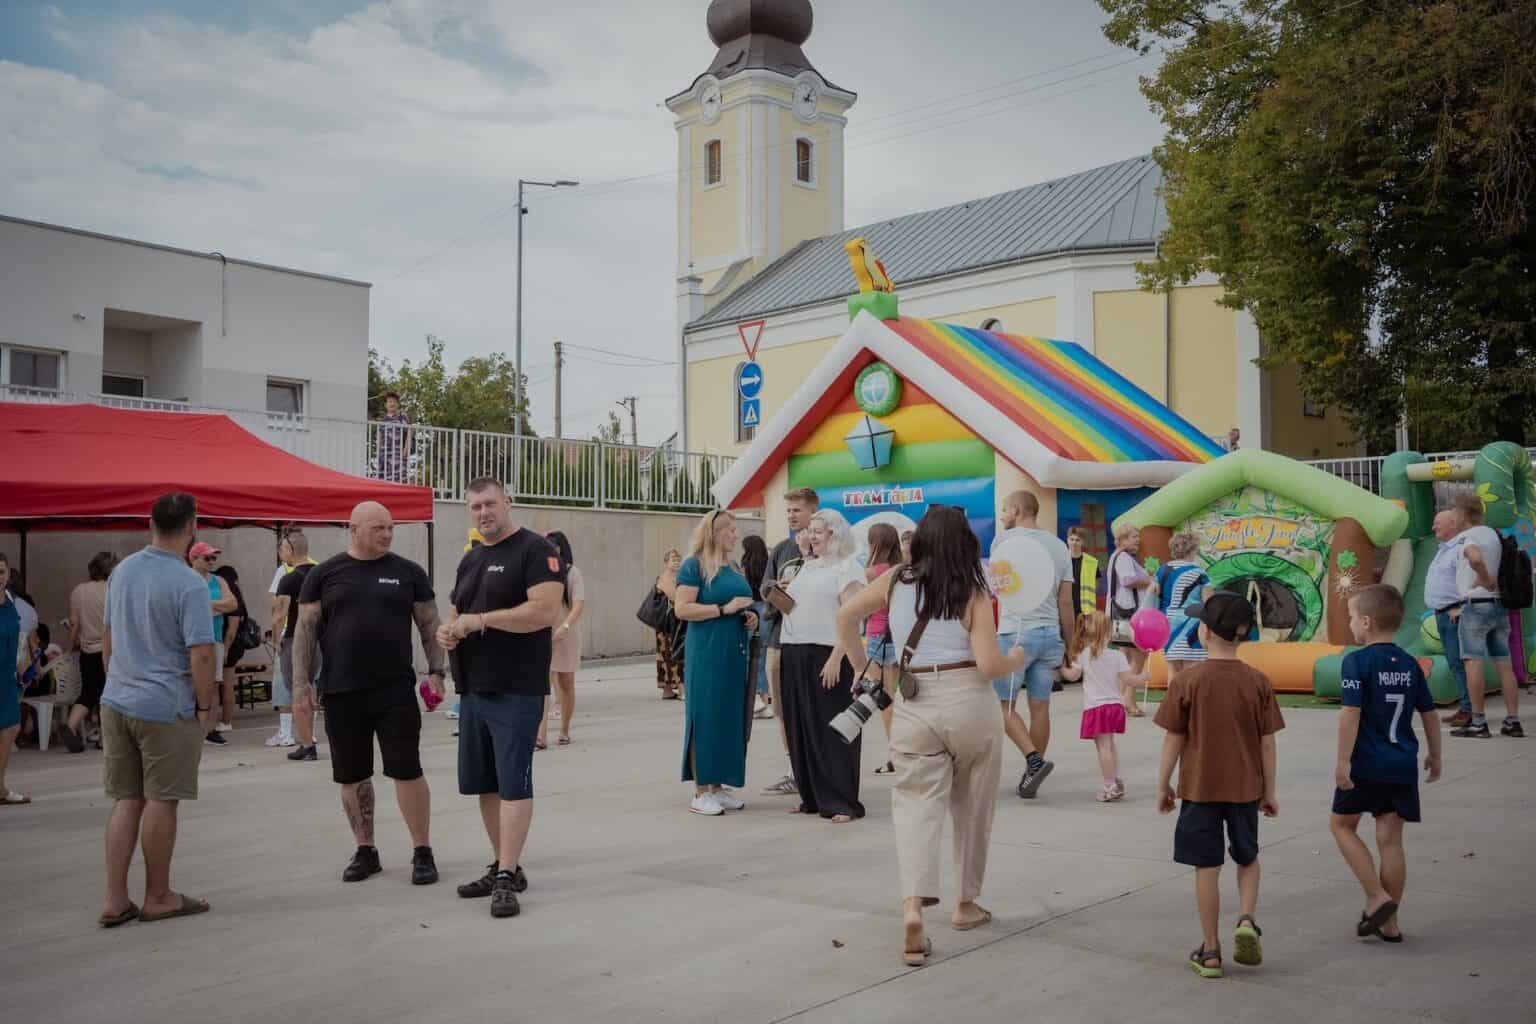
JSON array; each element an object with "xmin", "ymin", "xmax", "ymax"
[{"xmin": 667, "ymin": 1, "xmax": 1357, "ymax": 464}]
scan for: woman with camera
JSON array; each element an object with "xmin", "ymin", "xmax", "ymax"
[
  {"xmin": 774, "ymin": 509, "xmax": 866, "ymax": 823},
  {"xmin": 673, "ymin": 510, "xmax": 759, "ymax": 817},
  {"xmin": 835, "ymin": 506, "xmax": 1026, "ymax": 967}
]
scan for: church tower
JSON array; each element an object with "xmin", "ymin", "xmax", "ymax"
[{"xmin": 666, "ymin": 0, "xmax": 856, "ymax": 318}]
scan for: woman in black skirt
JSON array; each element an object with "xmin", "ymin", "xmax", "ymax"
[{"xmin": 777, "ymin": 508, "xmax": 866, "ymax": 822}]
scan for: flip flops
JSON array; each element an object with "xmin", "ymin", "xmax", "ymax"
[
  {"xmin": 139, "ymin": 894, "xmax": 211, "ymax": 923},
  {"xmin": 1357, "ymin": 900, "xmax": 1399, "ymax": 937},
  {"xmin": 98, "ymin": 902, "xmax": 140, "ymax": 928}
]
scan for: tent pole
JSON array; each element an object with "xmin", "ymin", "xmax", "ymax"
[
  {"xmin": 18, "ymin": 523, "xmax": 28, "ymax": 584},
  {"xmin": 426, "ymin": 521, "xmax": 435, "ymax": 582}
]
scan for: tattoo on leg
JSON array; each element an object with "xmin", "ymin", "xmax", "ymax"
[{"xmin": 344, "ymin": 780, "xmax": 376, "ymax": 845}]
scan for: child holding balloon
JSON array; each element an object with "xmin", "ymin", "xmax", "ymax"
[{"xmin": 1059, "ymin": 610, "xmax": 1149, "ymax": 801}]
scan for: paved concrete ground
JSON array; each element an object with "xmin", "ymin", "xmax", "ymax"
[{"xmin": 3, "ymin": 663, "xmax": 1532, "ymax": 1024}]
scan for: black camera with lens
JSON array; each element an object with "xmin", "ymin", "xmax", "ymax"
[{"xmin": 829, "ymin": 677, "xmax": 892, "ymax": 744}]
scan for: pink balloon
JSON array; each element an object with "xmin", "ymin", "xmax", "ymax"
[{"xmin": 1130, "ymin": 607, "xmax": 1171, "ymax": 651}]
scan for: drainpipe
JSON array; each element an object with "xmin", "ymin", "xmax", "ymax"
[{"xmin": 209, "ymin": 251, "xmax": 228, "ymax": 337}]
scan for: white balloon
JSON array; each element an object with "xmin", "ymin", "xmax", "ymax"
[{"xmin": 987, "ymin": 534, "xmax": 1056, "ymax": 615}]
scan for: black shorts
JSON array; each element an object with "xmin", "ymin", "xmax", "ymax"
[
  {"xmin": 458, "ymin": 692, "xmax": 541, "ymax": 801},
  {"xmin": 1332, "ymin": 778, "xmax": 1421, "ymax": 823},
  {"xmin": 75, "ymin": 651, "xmax": 106, "ymax": 711},
  {"xmin": 1174, "ymin": 800, "xmax": 1260, "ymax": 868},
  {"xmin": 321, "ymin": 690, "xmax": 422, "ymax": 786}
]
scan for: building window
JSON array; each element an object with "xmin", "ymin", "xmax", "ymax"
[
  {"xmin": 266, "ymin": 377, "xmax": 305, "ymax": 417},
  {"xmin": 4, "ymin": 347, "xmax": 63, "ymax": 390},
  {"xmin": 704, "ymin": 140, "xmax": 722, "ymax": 186},
  {"xmin": 979, "ymin": 318, "xmax": 1004, "ymax": 332},
  {"xmin": 734, "ymin": 362, "xmax": 757, "ymax": 444},
  {"xmin": 1303, "ymin": 399, "xmax": 1326, "ymax": 419},
  {"xmin": 795, "ymin": 138, "xmax": 814, "ymax": 184},
  {"xmin": 101, "ymin": 373, "xmax": 145, "ymax": 398}
]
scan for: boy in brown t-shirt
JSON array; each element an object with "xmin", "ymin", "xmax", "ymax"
[{"xmin": 1154, "ymin": 592, "xmax": 1285, "ymax": 980}]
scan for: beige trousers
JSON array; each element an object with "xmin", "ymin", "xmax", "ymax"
[{"xmin": 890, "ymin": 667, "xmax": 1003, "ymax": 905}]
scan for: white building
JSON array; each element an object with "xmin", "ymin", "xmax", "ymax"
[{"xmin": 0, "ymin": 214, "xmax": 369, "ymax": 420}]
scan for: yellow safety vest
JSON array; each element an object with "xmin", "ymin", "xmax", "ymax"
[{"xmin": 1076, "ymin": 554, "xmax": 1100, "ymax": 615}]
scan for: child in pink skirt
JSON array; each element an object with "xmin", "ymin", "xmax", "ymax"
[{"xmin": 1060, "ymin": 611, "xmax": 1148, "ymax": 801}]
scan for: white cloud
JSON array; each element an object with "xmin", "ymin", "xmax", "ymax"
[{"xmin": 0, "ymin": 0, "xmax": 1163, "ymax": 443}]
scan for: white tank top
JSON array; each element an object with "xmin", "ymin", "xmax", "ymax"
[{"xmin": 887, "ymin": 580, "xmax": 974, "ymax": 666}]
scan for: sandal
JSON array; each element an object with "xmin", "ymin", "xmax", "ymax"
[
  {"xmin": 1096, "ymin": 785, "xmax": 1115, "ymax": 803},
  {"xmin": 534, "ymin": 738, "xmax": 548, "ymax": 751},
  {"xmin": 98, "ymin": 902, "xmax": 140, "ymax": 928},
  {"xmin": 1233, "ymin": 915, "xmax": 1262, "ymax": 966},
  {"xmin": 557, "ymin": 735, "xmax": 571, "ymax": 746},
  {"xmin": 1357, "ymin": 899, "xmax": 1399, "ymax": 937},
  {"xmin": 1187, "ymin": 944, "xmax": 1223, "ymax": 979},
  {"xmin": 902, "ymin": 936, "xmax": 933, "ymax": 967},
  {"xmin": 952, "ymin": 906, "xmax": 991, "ymax": 932},
  {"xmin": 1378, "ymin": 928, "xmax": 1404, "ymax": 944},
  {"xmin": 139, "ymin": 893, "xmax": 210, "ymax": 923},
  {"xmin": 875, "ymin": 761, "xmax": 896, "ymax": 775}
]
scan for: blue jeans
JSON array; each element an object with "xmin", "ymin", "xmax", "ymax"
[
  {"xmin": 1436, "ymin": 608, "xmax": 1471, "ymax": 713},
  {"xmin": 1459, "ymin": 600, "xmax": 1511, "ymax": 662},
  {"xmin": 993, "ymin": 626, "xmax": 1063, "ymax": 703}
]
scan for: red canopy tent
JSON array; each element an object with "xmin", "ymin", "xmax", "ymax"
[{"xmin": 0, "ymin": 402, "xmax": 436, "ymax": 575}]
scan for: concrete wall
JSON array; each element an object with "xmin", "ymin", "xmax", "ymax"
[
  {"xmin": 0, "ymin": 216, "xmax": 368, "ymax": 420},
  {"xmin": 2, "ymin": 502, "xmax": 765, "ymax": 673}
]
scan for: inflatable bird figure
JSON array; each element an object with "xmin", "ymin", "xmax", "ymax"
[{"xmin": 845, "ymin": 237, "xmax": 894, "ymax": 293}]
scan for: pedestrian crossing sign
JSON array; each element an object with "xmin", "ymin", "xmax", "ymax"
[{"xmin": 740, "ymin": 399, "xmax": 761, "ymax": 429}]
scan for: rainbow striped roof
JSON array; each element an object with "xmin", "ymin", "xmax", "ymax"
[{"xmin": 713, "ymin": 314, "xmax": 1223, "ymax": 508}]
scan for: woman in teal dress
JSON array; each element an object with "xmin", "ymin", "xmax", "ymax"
[{"xmin": 674, "ymin": 509, "xmax": 759, "ymax": 816}]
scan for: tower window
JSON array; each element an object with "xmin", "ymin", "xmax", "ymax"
[
  {"xmin": 704, "ymin": 140, "xmax": 722, "ymax": 186},
  {"xmin": 795, "ymin": 138, "xmax": 814, "ymax": 184}
]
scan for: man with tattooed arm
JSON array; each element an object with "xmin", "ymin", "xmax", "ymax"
[{"xmin": 292, "ymin": 501, "xmax": 446, "ymax": 885}]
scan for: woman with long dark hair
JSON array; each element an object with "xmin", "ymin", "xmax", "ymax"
[
  {"xmin": 740, "ymin": 535, "xmax": 771, "ymax": 715},
  {"xmin": 540, "ymin": 531, "xmax": 586, "ymax": 747},
  {"xmin": 836, "ymin": 506, "xmax": 1026, "ymax": 966}
]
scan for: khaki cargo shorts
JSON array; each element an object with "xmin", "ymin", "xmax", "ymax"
[{"xmin": 102, "ymin": 706, "xmax": 204, "ymax": 802}]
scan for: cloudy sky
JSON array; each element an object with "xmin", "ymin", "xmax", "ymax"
[{"xmin": 0, "ymin": 0, "xmax": 1165, "ymax": 443}]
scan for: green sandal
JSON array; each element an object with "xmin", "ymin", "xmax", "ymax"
[
  {"xmin": 1233, "ymin": 915, "xmax": 1263, "ymax": 966},
  {"xmin": 1188, "ymin": 945, "xmax": 1223, "ymax": 979}
]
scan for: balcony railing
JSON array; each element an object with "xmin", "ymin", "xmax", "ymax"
[{"xmin": 2, "ymin": 386, "xmax": 732, "ymax": 511}]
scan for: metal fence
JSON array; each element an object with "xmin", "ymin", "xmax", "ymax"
[
  {"xmin": 1303, "ymin": 449, "xmax": 1531, "ymax": 495},
  {"xmin": 2, "ymin": 386, "xmax": 732, "ymax": 511}
]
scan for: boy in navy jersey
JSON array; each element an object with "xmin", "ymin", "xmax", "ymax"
[{"xmin": 1330, "ymin": 585, "xmax": 1443, "ymax": 943}]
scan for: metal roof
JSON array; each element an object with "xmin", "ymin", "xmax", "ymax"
[{"xmin": 690, "ymin": 154, "xmax": 1163, "ymax": 329}]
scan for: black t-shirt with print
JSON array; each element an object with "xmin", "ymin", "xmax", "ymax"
[
  {"xmin": 275, "ymin": 563, "xmax": 315, "ymax": 639},
  {"xmin": 449, "ymin": 529, "xmax": 566, "ymax": 697},
  {"xmin": 298, "ymin": 552, "xmax": 433, "ymax": 698}
]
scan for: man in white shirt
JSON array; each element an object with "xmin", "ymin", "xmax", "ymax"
[
  {"xmin": 990, "ymin": 490, "xmax": 1073, "ymax": 798},
  {"xmin": 1447, "ymin": 495, "xmax": 1522, "ymax": 739},
  {"xmin": 1424, "ymin": 505, "xmax": 1474, "ymax": 727}
]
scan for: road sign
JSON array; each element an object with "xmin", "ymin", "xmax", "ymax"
[
  {"xmin": 740, "ymin": 399, "xmax": 761, "ymax": 429},
  {"xmin": 737, "ymin": 319, "xmax": 765, "ymax": 361},
  {"xmin": 737, "ymin": 361, "xmax": 763, "ymax": 399}
]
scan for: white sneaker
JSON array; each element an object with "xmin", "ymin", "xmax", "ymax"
[
  {"xmin": 264, "ymin": 733, "xmax": 296, "ymax": 748},
  {"xmin": 444, "ymin": 710, "xmax": 460, "ymax": 721},
  {"xmin": 713, "ymin": 789, "xmax": 745, "ymax": 812},
  {"xmin": 689, "ymin": 793, "xmax": 724, "ymax": 816},
  {"xmin": 216, "ymin": 723, "xmax": 233, "ymax": 733}
]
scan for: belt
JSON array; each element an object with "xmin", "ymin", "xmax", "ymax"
[
  {"xmin": 906, "ymin": 660, "xmax": 977, "ymax": 674},
  {"xmin": 1465, "ymin": 597, "xmax": 1500, "ymax": 605},
  {"xmin": 1433, "ymin": 602, "xmax": 1463, "ymax": 614}
]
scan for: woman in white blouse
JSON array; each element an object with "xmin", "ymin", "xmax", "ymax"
[{"xmin": 776, "ymin": 509, "xmax": 867, "ymax": 823}]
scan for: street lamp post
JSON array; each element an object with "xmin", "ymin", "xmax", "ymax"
[{"xmin": 515, "ymin": 178, "xmax": 579, "ymax": 434}]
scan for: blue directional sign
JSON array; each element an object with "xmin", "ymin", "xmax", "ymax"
[
  {"xmin": 737, "ymin": 361, "xmax": 764, "ymax": 399},
  {"xmin": 740, "ymin": 398, "xmax": 761, "ymax": 429}
]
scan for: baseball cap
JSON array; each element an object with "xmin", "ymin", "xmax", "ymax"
[
  {"xmin": 188, "ymin": 542, "xmax": 221, "ymax": 559},
  {"xmin": 1184, "ymin": 591, "xmax": 1255, "ymax": 643}
]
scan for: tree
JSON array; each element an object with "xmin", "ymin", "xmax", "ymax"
[
  {"xmin": 1099, "ymin": 0, "xmax": 1536, "ymax": 450},
  {"xmin": 593, "ymin": 410, "xmax": 624, "ymax": 444},
  {"xmin": 371, "ymin": 334, "xmax": 534, "ymax": 435}
]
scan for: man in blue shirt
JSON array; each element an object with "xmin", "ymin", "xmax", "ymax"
[
  {"xmin": 1330, "ymin": 584, "xmax": 1443, "ymax": 943},
  {"xmin": 1423, "ymin": 504, "xmax": 1473, "ymax": 726},
  {"xmin": 98, "ymin": 492, "xmax": 218, "ymax": 927}
]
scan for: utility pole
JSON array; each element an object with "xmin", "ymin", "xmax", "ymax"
[
  {"xmin": 617, "ymin": 395, "xmax": 638, "ymax": 447},
  {"xmin": 553, "ymin": 340, "xmax": 564, "ymax": 439}
]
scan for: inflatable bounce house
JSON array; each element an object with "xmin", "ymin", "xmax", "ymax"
[
  {"xmin": 709, "ymin": 241, "xmax": 1225, "ymax": 559},
  {"xmin": 1118, "ymin": 443, "xmax": 1535, "ymax": 699}
]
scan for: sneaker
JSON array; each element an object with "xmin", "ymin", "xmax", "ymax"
[
  {"xmin": 444, "ymin": 709, "xmax": 461, "ymax": 721},
  {"xmin": 287, "ymin": 744, "xmax": 318, "ymax": 761},
  {"xmin": 1450, "ymin": 721, "xmax": 1492, "ymax": 738},
  {"xmin": 342, "ymin": 846, "xmax": 382, "ymax": 882},
  {"xmin": 264, "ymin": 733, "xmax": 296, "ymax": 748},
  {"xmin": 411, "ymin": 846, "xmax": 439, "ymax": 885},
  {"xmin": 762, "ymin": 774, "xmax": 798, "ymax": 795},
  {"xmin": 714, "ymin": 789, "xmax": 746, "ymax": 811},
  {"xmin": 215, "ymin": 722, "xmax": 233, "ymax": 733},
  {"xmin": 63, "ymin": 726, "xmax": 86, "ymax": 754},
  {"xmin": 690, "ymin": 793, "xmax": 724, "ymax": 816},
  {"xmin": 1017, "ymin": 760, "xmax": 1054, "ymax": 799},
  {"xmin": 458, "ymin": 863, "xmax": 527, "ymax": 898},
  {"xmin": 490, "ymin": 873, "xmax": 521, "ymax": 918},
  {"xmin": 1443, "ymin": 709, "xmax": 1472, "ymax": 727},
  {"xmin": 204, "ymin": 730, "xmax": 227, "ymax": 745},
  {"xmin": 1501, "ymin": 719, "xmax": 1525, "ymax": 738}
]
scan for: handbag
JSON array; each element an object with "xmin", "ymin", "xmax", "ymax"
[
  {"xmin": 1108, "ymin": 554, "xmax": 1136, "ymax": 645},
  {"xmin": 637, "ymin": 585, "xmax": 673, "ymax": 631},
  {"xmin": 887, "ymin": 584, "xmax": 934, "ymax": 701}
]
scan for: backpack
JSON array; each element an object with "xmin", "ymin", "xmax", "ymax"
[
  {"xmin": 226, "ymin": 615, "xmax": 263, "ymax": 666},
  {"xmin": 1497, "ymin": 534, "xmax": 1533, "ymax": 610}
]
